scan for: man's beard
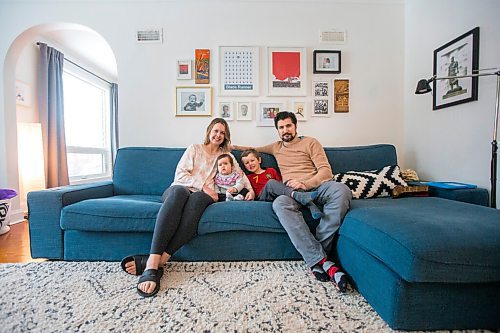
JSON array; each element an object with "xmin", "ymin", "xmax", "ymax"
[{"xmin": 281, "ymin": 133, "xmax": 295, "ymax": 142}]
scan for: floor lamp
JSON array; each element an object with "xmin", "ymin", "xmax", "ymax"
[{"xmin": 415, "ymin": 69, "xmax": 500, "ymax": 208}]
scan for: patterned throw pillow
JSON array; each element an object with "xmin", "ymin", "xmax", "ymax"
[{"xmin": 333, "ymin": 165, "xmax": 408, "ymax": 199}]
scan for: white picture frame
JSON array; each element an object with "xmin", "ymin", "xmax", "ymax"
[
  {"xmin": 219, "ymin": 46, "xmax": 260, "ymax": 96},
  {"xmin": 218, "ymin": 101, "xmax": 234, "ymax": 120},
  {"xmin": 257, "ymin": 102, "xmax": 285, "ymax": 127},
  {"xmin": 313, "ymin": 80, "xmax": 330, "ymax": 97},
  {"xmin": 292, "ymin": 101, "xmax": 307, "ymax": 121},
  {"xmin": 175, "ymin": 86, "xmax": 212, "ymax": 117},
  {"xmin": 176, "ymin": 60, "xmax": 192, "ymax": 80},
  {"xmin": 236, "ymin": 102, "xmax": 253, "ymax": 121},
  {"xmin": 267, "ymin": 47, "xmax": 307, "ymax": 96},
  {"xmin": 312, "ymin": 99, "xmax": 330, "ymax": 117}
]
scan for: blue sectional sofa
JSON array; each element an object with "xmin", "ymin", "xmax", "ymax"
[{"xmin": 27, "ymin": 144, "xmax": 500, "ymax": 330}]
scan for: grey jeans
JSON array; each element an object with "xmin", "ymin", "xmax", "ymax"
[{"xmin": 272, "ymin": 180, "xmax": 352, "ymax": 267}]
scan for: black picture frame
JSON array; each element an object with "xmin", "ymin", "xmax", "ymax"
[
  {"xmin": 432, "ymin": 27, "xmax": 479, "ymax": 110},
  {"xmin": 313, "ymin": 50, "xmax": 341, "ymax": 74}
]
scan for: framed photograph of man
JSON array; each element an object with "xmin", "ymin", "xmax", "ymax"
[
  {"xmin": 236, "ymin": 102, "xmax": 253, "ymax": 121},
  {"xmin": 257, "ymin": 102, "xmax": 285, "ymax": 126},
  {"xmin": 175, "ymin": 86, "xmax": 212, "ymax": 116},
  {"xmin": 313, "ymin": 50, "xmax": 341, "ymax": 74},
  {"xmin": 218, "ymin": 101, "xmax": 234, "ymax": 120},
  {"xmin": 432, "ymin": 27, "xmax": 479, "ymax": 110}
]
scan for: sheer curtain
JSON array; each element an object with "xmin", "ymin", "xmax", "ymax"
[
  {"xmin": 37, "ymin": 43, "xmax": 69, "ymax": 188},
  {"xmin": 110, "ymin": 83, "xmax": 119, "ymax": 167}
]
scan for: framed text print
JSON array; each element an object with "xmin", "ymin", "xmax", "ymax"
[
  {"xmin": 219, "ymin": 46, "xmax": 259, "ymax": 96},
  {"xmin": 267, "ymin": 47, "xmax": 307, "ymax": 96}
]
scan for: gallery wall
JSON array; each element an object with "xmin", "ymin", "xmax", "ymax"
[
  {"xmin": 1, "ymin": 0, "xmax": 405, "ymax": 214},
  {"xmin": 404, "ymin": 0, "xmax": 500, "ymax": 206}
]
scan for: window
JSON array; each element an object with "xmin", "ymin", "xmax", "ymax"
[{"xmin": 63, "ymin": 62, "xmax": 112, "ymax": 183}]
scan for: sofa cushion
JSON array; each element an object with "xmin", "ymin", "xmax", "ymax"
[
  {"xmin": 61, "ymin": 195, "xmax": 161, "ymax": 232},
  {"xmin": 333, "ymin": 165, "xmax": 407, "ymax": 199},
  {"xmin": 340, "ymin": 197, "xmax": 500, "ymax": 283}
]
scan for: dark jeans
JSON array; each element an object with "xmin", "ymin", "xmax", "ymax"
[{"xmin": 150, "ymin": 185, "xmax": 214, "ymax": 255}]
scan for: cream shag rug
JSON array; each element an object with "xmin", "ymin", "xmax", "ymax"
[{"xmin": 0, "ymin": 261, "xmax": 492, "ymax": 333}]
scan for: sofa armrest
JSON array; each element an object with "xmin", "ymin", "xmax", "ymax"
[
  {"xmin": 27, "ymin": 181, "xmax": 114, "ymax": 259},
  {"xmin": 428, "ymin": 186, "xmax": 489, "ymax": 207}
]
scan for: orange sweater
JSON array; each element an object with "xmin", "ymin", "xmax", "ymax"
[{"xmin": 238, "ymin": 136, "xmax": 333, "ymax": 190}]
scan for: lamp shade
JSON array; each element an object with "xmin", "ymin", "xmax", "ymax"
[{"xmin": 415, "ymin": 79, "xmax": 432, "ymax": 94}]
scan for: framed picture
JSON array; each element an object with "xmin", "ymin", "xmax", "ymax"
[
  {"xmin": 15, "ymin": 81, "xmax": 31, "ymax": 106},
  {"xmin": 195, "ymin": 49, "xmax": 210, "ymax": 84},
  {"xmin": 257, "ymin": 102, "xmax": 285, "ymax": 126},
  {"xmin": 313, "ymin": 80, "xmax": 330, "ymax": 97},
  {"xmin": 334, "ymin": 79, "xmax": 350, "ymax": 113},
  {"xmin": 292, "ymin": 101, "xmax": 307, "ymax": 121},
  {"xmin": 219, "ymin": 46, "xmax": 259, "ymax": 96},
  {"xmin": 313, "ymin": 50, "xmax": 341, "ymax": 74},
  {"xmin": 312, "ymin": 99, "xmax": 330, "ymax": 117},
  {"xmin": 237, "ymin": 102, "xmax": 253, "ymax": 121},
  {"xmin": 267, "ymin": 47, "xmax": 307, "ymax": 96},
  {"xmin": 433, "ymin": 27, "xmax": 479, "ymax": 110},
  {"xmin": 176, "ymin": 60, "xmax": 192, "ymax": 80},
  {"xmin": 175, "ymin": 86, "xmax": 212, "ymax": 116},
  {"xmin": 218, "ymin": 101, "xmax": 234, "ymax": 120}
]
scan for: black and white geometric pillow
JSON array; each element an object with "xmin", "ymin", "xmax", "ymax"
[{"xmin": 333, "ymin": 165, "xmax": 408, "ymax": 199}]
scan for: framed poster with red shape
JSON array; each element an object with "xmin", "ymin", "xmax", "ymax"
[
  {"xmin": 195, "ymin": 49, "xmax": 210, "ymax": 84},
  {"xmin": 267, "ymin": 47, "xmax": 307, "ymax": 96}
]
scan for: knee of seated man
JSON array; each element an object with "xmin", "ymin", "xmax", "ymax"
[
  {"xmin": 323, "ymin": 181, "xmax": 352, "ymax": 202},
  {"xmin": 272, "ymin": 195, "xmax": 298, "ymax": 210}
]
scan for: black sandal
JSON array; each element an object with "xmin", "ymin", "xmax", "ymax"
[
  {"xmin": 120, "ymin": 255, "xmax": 149, "ymax": 276},
  {"xmin": 136, "ymin": 268, "xmax": 164, "ymax": 298}
]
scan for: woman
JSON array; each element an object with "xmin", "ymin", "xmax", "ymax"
[{"xmin": 121, "ymin": 118, "xmax": 254, "ymax": 297}]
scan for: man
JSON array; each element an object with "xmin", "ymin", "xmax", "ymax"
[{"xmin": 236, "ymin": 111, "xmax": 352, "ymax": 292}]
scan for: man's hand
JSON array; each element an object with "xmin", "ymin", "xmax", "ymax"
[
  {"xmin": 244, "ymin": 191, "xmax": 255, "ymax": 201},
  {"xmin": 285, "ymin": 179, "xmax": 307, "ymax": 191},
  {"xmin": 203, "ymin": 185, "xmax": 219, "ymax": 202}
]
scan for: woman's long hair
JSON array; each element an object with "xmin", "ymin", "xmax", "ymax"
[{"xmin": 204, "ymin": 118, "xmax": 231, "ymax": 151}]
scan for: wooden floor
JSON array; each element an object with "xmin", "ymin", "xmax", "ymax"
[{"xmin": 0, "ymin": 220, "xmax": 45, "ymax": 263}]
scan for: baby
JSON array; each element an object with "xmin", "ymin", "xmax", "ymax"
[
  {"xmin": 241, "ymin": 149, "xmax": 323, "ymax": 219},
  {"xmin": 214, "ymin": 153, "xmax": 251, "ymax": 201}
]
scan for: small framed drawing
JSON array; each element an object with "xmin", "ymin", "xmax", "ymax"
[
  {"xmin": 177, "ymin": 60, "xmax": 192, "ymax": 80},
  {"xmin": 313, "ymin": 80, "xmax": 330, "ymax": 97},
  {"xmin": 312, "ymin": 99, "xmax": 330, "ymax": 117},
  {"xmin": 292, "ymin": 101, "xmax": 307, "ymax": 121},
  {"xmin": 257, "ymin": 102, "xmax": 285, "ymax": 127},
  {"xmin": 175, "ymin": 86, "xmax": 212, "ymax": 117},
  {"xmin": 432, "ymin": 27, "xmax": 479, "ymax": 110},
  {"xmin": 15, "ymin": 81, "xmax": 31, "ymax": 106},
  {"xmin": 268, "ymin": 47, "xmax": 307, "ymax": 96},
  {"xmin": 334, "ymin": 79, "xmax": 349, "ymax": 113},
  {"xmin": 218, "ymin": 101, "xmax": 234, "ymax": 120},
  {"xmin": 313, "ymin": 50, "xmax": 341, "ymax": 74},
  {"xmin": 237, "ymin": 102, "xmax": 253, "ymax": 121},
  {"xmin": 219, "ymin": 46, "xmax": 259, "ymax": 96}
]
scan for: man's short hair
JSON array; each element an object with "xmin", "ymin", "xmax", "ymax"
[{"xmin": 274, "ymin": 111, "xmax": 297, "ymax": 129}]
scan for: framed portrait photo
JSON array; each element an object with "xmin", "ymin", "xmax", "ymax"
[
  {"xmin": 267, "ymin": 47, "xmax": 307, "ymax": 96},
  {"xmin": 219, "ymin": 46, "xmax": 259, "ymax": 96},
  {"xmin": 313, "ymin": 50, "xmax": 341, "ymax": 74},
  {"xmin": 175, "ymin": 86, "xmax": 212, "ymax": 117},
  {"xmin": 236, "ymin": 102, "xmax": 253, "ymax": 121},
  {"xmin": 176, "ymin": 60, "xmax": 192, "ymax": 80},
  {"xmin": 432, "ymin": 27, "xmax": 479, "ymax": 110},
  {"xmin": 292, "ymin": 101, "xmax": 307, "ymax": 121},
  {"xmin": 218, "ymin": 101, "xmax": 234, "ymax": 120},
  {"xmin": 257, "ymin": 102, "xmax": 285, "ymax": 127}
]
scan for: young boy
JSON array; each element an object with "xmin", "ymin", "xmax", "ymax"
[
  {"xmin": 241, "ymin": 149, "xmax": 323, "ymax": 219},
  {"xmin": 214, "ymin": 153, "xmax": 251, "ymax": 201}
]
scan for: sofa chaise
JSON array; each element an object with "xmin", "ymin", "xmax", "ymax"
[{"xmin": 27, "ymin": 144, "xmax": 500, "ymax": 330}]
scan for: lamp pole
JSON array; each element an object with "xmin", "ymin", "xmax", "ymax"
[{"xmin": 418, "ymin": 70, "xmax": 500, "ymax": 208}]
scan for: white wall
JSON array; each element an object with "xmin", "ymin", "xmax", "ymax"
[
  {"xmin": 1, "ymin": 0, "xmax": 405, "ymax": 212},
  {"xmin": 405, "ymin": 0, "xmax": 500, "ymax": 205}
]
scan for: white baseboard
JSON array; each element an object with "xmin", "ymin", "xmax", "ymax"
[{"xmin": 8, "ymin": 209, "xmax": 26, "ymax": 225}]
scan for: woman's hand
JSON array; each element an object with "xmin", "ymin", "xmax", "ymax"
[{"xmin": 203, "ymin": 185, "xmax": 219, "ymax": 202}]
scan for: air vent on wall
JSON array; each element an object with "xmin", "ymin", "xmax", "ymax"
[
  {"xmin": 320, "ymin": 30, "xmax": 346, "ymax": 44},
  {"xmin": 136, "ymin": 29, "xmax": 163, "ymax": 43}
]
